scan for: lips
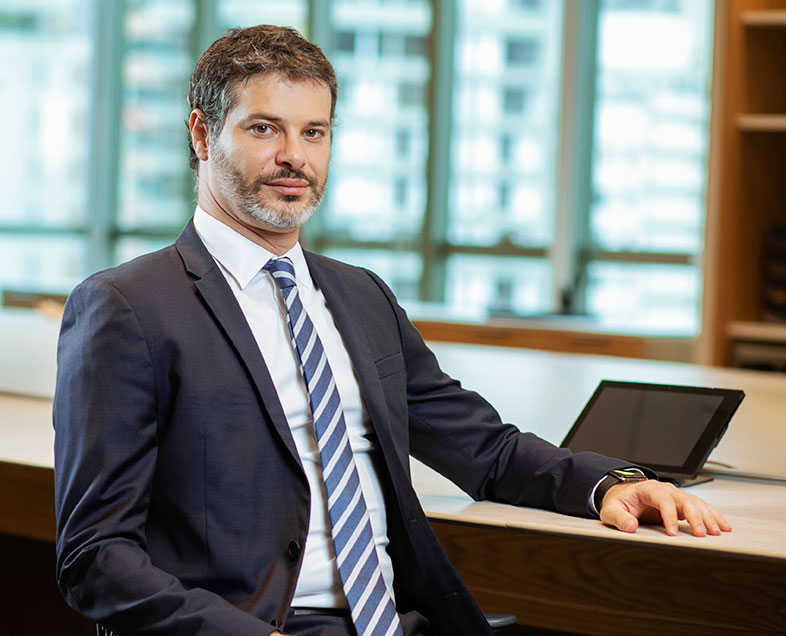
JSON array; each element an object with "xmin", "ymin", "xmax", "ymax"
[{"xmin": 266, "ymin": 178, "xmax": 309, "ymax": 197}]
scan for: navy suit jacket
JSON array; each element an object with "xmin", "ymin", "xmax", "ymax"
[{"xmin": 53, "ymin": 220, "xmax": 627, "ymax": 635}]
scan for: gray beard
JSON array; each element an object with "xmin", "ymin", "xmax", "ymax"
[
  {"xmin": 212, "ymin": 148, "xmax": 325, "ymax": 231},
  {"xmin": 237, "ymin": 188, "xmax": 320, "ymax": 231}
]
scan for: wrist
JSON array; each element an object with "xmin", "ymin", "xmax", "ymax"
[{"xmin": 594, "ymin": 469, "xmax": 648, "ymax": 512}]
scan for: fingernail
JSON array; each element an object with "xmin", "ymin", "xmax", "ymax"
[
  {"xmin": 668, "ymin": 525, "xmax": 678, "ymax": 535},
  {"xmin": 622, "ymin": 519, "xmax": 635, "ymax": 532}
]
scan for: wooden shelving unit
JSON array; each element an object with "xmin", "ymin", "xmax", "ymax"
[
  {"xmin": 699, "ymin": 0, "xmax": 786, "ymax": 366},
  {"xmin": 736, "ymin": 114, "xmax": 786, "ymax": 131},
  {"xmin": 740, "ymin": 9, "xmax": 786, "ymax": 24}
]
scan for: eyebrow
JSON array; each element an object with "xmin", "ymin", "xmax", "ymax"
[{"xmin": 241, "ymin": 113, "xmax": 331, "ymax": 129}]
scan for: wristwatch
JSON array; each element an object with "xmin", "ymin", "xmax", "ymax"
[{"xmin": 594, "ymin": 468, "xmax": 648, "ymax": 512}]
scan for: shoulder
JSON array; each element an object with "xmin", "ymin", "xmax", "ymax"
[{"xmin": 67, "ymin": 243, "xmax": 184, "ymax": 312}]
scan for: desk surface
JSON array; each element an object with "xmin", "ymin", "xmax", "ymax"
[
  {"xmin": 4, "ymin": 342, "xmax": 786, "ymax": 545},
  {"xmin": 0, "ymin": 394, "xmax": 53, "ymax": 468},
  {"xmin": 413, "ymin": 460, "xmax": 786, "ymax": 562},
  {"xmin": 0, "ymin": 308, "xmax": 60, "ymax": 399}
]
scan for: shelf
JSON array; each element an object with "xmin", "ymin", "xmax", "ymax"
[
  {"xmin": 703, "ymin": 2, "xmax": 786, "ymax": 369},
  {"xmin": 727, "ymin": 320, "xmax": 786, "ymax": 343},
  {"xmin": 742, "ymin": 10, "xmax": 786, "ymax": 26},
  {"xmin": 737, "ymin": 114, "xmax": 786, "ymax": 131}
]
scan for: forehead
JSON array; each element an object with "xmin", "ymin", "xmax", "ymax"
[{"xmin": 226, "ymin": 73, "xmax": 332, "ymax": 124}]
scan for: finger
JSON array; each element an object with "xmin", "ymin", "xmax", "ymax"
[
  {"xmin": 672, "ymin": 491, "xmax": 733, "ymax": 537},
  {"xmin": 708, "ymin": 503, "xmax": 732, "ymax": 533},
  {"xmin": 679, "ymin": 496, "xmax": 708, "ymax": 537},
  {"xmin": 699, "ymin": 501, "xmax": 731, "ymax": 535},
  {"xmin": 648, "ymin": 486, "xmax": 679, "ymax": 535}
]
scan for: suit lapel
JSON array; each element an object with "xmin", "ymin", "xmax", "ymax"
[
  {"xmin": 304, "ymin": 253, "xmax": 403, "ymax": 472},
  {"xmin": 175, "ymin": 221, "xmax": 302, "ymax": 466}
]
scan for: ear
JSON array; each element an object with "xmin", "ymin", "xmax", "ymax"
[{"xmin": 189, "ymin": 109, "xmax": 210, "ymax": 162}]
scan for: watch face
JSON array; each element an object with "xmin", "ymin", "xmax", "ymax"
[{"xmin": 611, "ymin": 469, "xmax": 647, "ymax": 482}]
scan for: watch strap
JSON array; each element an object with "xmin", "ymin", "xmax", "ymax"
[{"xmin": 593, "ymin": 468, "xmax": 648, "ymax": 513}]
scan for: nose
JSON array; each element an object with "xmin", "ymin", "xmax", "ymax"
[{"xmin": 276, "ymin": 134, "xmax": 306, "ymax": 171}]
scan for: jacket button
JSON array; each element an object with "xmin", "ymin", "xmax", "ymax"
[{"xmin": 287, "ymin": 540, "xmax": 301, "ymax": 559}]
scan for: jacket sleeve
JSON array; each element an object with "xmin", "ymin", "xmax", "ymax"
[
  {"xmin": 362, "ymin": 270, "xmax": 646, "ymax": 518},
  {"xmin": 53, "ymin": 276, "xmax": 277, "ymax": 635}
]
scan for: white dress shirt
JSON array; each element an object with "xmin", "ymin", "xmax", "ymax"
[{"xmin": 193, "ymin": 207, "xmax": 395, "ymax": 608}]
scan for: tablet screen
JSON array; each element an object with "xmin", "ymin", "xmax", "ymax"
[{"xmin": 560, "ymin": 381, "xmax": 745, "ymax": 479}]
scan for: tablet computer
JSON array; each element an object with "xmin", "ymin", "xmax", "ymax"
[{"xmin": 560, "ymin": 380, "xmax": 745, "ymax": 482}]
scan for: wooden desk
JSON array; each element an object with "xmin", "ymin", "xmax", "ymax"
[
  {"xmin": 0, "ymin": 396, "xmax": 88, "ymax": 634},
  {"xmin": 2, "ymin": 344, "xmax": 786, "ymax": 634},
  {"xmin": 0, "ymin": 395, "xmax": 55, "ymax": 542},
  {"xmin": 414, "ymin": 464, "xmax": 786, "ymax": 635}
]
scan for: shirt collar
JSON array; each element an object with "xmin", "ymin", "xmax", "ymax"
[{"xmin": 193, "ymin": 206, "xmax": 314, "ymax": 291}]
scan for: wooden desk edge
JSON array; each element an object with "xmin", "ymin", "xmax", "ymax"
[{"xmin": 0, "ymin": 460, "xmax": 56, "ymax": 542}]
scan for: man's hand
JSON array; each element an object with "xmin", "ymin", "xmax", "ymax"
[{"xmin": 599, "ymin": 479, "xmax": 732, "ymax": 537}]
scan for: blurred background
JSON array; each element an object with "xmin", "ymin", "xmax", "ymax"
[{"xmin": 0, "ymin": 0, "xmax": 714, "ymax": 338}]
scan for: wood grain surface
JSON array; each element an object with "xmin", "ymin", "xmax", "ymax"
[{"xmin": 431, "ymin": 519, "xmax": 786, "ymax": 636}]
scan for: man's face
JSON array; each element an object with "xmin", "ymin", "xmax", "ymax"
[{"xmin": 205, "ymin": 73, "xmax": 332, "ymax": 232}]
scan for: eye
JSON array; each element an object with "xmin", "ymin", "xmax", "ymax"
[
  {"xmin": 304, "ymin": 128, "xmax": 324, "ymax": 139},
  {"xmin": 253, "ymin": 124, "xmax": 272, "ymax": 135}
]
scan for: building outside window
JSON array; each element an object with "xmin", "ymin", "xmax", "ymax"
[
  {"xmin": 0, "ymin": 0, "xmax": 714, "ymax": 337},
  {"xmin": 0, "ymin": 0, "xmax": 93, "ymax": 292},
  {"xmin": 585, "ymin": 0, "xmax": 714, "ymax": 333}
]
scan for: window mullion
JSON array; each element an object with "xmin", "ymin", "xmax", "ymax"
[
  {"xmin": 300, "ymin": 0, "xmax": 333, "ymax": 249},
  {"xmin": 86, "ymin": 0, "xmax": 126, "ymax": 272},
  {"xmin": 193, "ymin": 0, "xmax": 220, "ymax": 55},
  {"xmin": 419, "ymin": 0, "xmax": 456, "ymax": 303},
  {"xmin": 552, "ymin": 0, "xmax": 599, "ymax": 314},
  {"xmin": 307, "ymin": 0, "xmax": 334, "ymax": 74}
]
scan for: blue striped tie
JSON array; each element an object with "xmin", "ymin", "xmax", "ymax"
[{"xmin": 264, "ymin": 257, "xmax": 403, "ymax": 636}]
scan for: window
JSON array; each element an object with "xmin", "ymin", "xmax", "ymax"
[
  {"xmin": 2, "ymin": 0, "xmax": 715, "ymax": 337},
  {"xmin": 116, "ymin": 0, "xmax": 196, "ymax": 249},
  {"xmin": 0, "ymin": 0, "xmax": 93, "ymax": 292},
  {"xmin": 506, "ymin": 38, "xmax": 538, "ymax": 66},
  {"xmin": 335, "ymin": 30, "xmax": 356, "ymax": 53},
  {"xmin": 445, "ymin": 0, "xmax": 563, "ymax": 316},
  {"xmin": 315, "ymin": 0, "xmax": 432, "ymax": 301},
  {"xmin": 584, "ymin": 0, "xmax": 714, "ymax": 332},
  {"xmin": 217, "ymin": 0, "xmax": 307, "ymax": 31}
]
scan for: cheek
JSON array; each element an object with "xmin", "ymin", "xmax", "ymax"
[
  {"xmin": 309, "ymin": 148, "xmax": 331, "ymax": 178},
  {"xmin": 236, "ymin": 150, "xmax": 276, "ymax": 179}
]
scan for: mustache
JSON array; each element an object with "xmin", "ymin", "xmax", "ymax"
[{"xmin": 254, "ymin": 169, "xmax": 319, "ymax": 189}]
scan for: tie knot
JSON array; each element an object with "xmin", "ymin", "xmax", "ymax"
[{"xmin": 264, "ymin": 257, "xmax": 297, "ymax": 290}]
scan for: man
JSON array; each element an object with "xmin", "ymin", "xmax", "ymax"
[{"xmin": 53, "ymin": 25, "xmax": 729, "ymax": 636}]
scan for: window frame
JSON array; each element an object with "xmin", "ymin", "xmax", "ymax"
[{"xmin": 0, "ymin": 0, "xmax": 710, "ymax": 337}]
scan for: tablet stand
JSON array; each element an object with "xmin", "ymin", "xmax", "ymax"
[{"xmin": 664, "ymin": 475, "xmax": 714, "ymax": 488}]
